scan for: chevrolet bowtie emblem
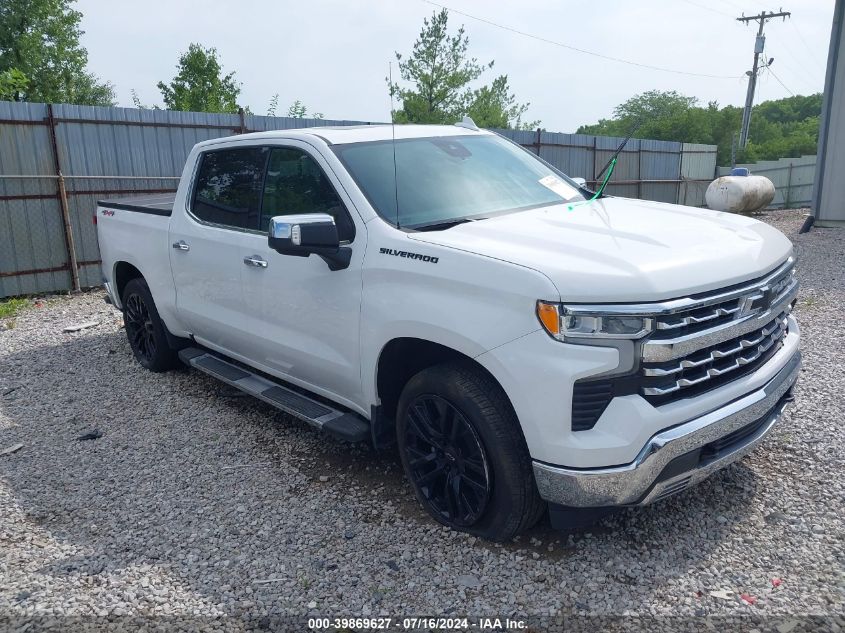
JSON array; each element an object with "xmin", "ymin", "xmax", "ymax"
[{"xmin": 739, "ymin": 286, "xmax": 776, "ymax": 317}]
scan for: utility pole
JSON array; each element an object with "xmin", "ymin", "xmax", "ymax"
[{"xmin": 737, "ymin": 9, "xmax": 790, "ymax": 148}]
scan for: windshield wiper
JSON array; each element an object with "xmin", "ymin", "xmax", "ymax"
[{"xmin": 413, "ymin": 218, "xmax": 478, "ymax": 232}]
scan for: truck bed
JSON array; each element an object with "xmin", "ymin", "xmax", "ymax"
[{"xmin": 97, "ymin": 193, "xmax": 176, "ymax": 217}]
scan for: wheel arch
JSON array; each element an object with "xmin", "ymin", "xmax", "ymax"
[
  {"xmin": 113, "ymin": 260, "xmax": 144, "ymax": 305},
  {"xmin": 374, "ymin": 337, "xmax": 519, "ymax": 445}
]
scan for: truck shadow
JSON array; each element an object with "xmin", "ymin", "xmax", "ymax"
[{"xmin": 0, "ymin": 329, "xmax": 765, "ymax": 615}]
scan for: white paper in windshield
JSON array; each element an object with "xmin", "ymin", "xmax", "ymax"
[{"xmin": 538, "ymin": 175, "xmax": 579, "ymax": 201}]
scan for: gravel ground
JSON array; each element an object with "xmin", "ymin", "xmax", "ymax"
[{"xmin": 0, "ymin": 209, "xmax": 843, "ymax": 628}]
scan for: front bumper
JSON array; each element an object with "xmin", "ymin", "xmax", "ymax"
[{"xmin": 533, "ymin": 350, "xmax": 801, "ymax": 507}]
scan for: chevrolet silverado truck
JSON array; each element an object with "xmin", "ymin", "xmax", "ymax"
[{"xmin": 96, "ymin": 122, "xmax": 800, "ymax": 541}]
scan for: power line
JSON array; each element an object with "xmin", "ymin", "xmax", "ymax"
[
  {"xmin": 678, "ymin": 0, "xmax": 734, "ymax": 19},
  {"xmin": 421, "ymin": 0, "xmax": 744, "ymax": 80},
  {"xmin": 766, "ymin": 65, "xmax": 795, "ymax": 96},
  {"xmin": 789, "ymin": 20, "xmax": 825, "ymax": 68},
  {"xmin": 770, "ymin": 37, "xmax": 825, "ymax": 90},
  {"xmin": 710, "ymin": 0, "xmax": 745, "ymax": 11}
]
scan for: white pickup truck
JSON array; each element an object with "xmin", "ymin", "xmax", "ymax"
[{"xmin": 97, "ymin": 122, "xmax": 800, "ymax": 540}]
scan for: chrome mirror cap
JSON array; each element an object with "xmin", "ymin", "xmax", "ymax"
[
  {"xmin": 268, "ymin": 213, "xmax": 335, "ymax": 239},
  {"xmin": 266, "ymin": 212, "xmax": 351, "ymax": 271}
]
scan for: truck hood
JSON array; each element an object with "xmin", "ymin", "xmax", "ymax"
[{"xmin": 408, "ymin": 197, "xmax": 793, "ymax": 302}]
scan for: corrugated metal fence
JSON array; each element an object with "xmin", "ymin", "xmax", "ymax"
[
  {"xmin": 0, "ymin": 101, "xmax": 717, "ymax": 298},
  {"xmin": 718, "ymin": 155, "xmax": 817, "ymax": 209}
]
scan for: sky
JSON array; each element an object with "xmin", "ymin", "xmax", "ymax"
[{"xmin": 75, "ymin": 0, "xmax": 835, "ymax": 132}]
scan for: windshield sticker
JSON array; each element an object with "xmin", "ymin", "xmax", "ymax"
[{"xmin": 538, "ymin": 175, "xmax": 579, "ymax": 200}]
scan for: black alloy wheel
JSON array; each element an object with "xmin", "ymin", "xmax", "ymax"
[
  {"xmin": 403, "ymin": 394, "xmax": 492, "ymax": 527},
  {"xmin": 121, "ymin": 277, "xmax": 178, "ymax": 372},
  {"xmin": 124, "ymin": 292, "xmax": 157, "ymax": 363}
]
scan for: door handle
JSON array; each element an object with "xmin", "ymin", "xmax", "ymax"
[
  {"xmin": 172, "ymin": 240, "xmax": 190, "ymax": 251},
  {"xmin": 243, "ymin": 255, "xmax": 268, "ymax": 268}
]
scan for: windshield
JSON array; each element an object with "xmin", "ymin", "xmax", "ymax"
[{"xmin": 332, "ymin": 134, "xmax": 585, "ymax": 229}]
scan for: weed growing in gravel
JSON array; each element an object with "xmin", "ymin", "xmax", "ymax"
[{"xmin": 0, "ymin": 298, "xmax": 28, "ymax": 320}]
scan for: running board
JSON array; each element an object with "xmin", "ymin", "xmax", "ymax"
[{"xmin": 178, "ymin": 347, "xmax": 370, "ymax": 443}]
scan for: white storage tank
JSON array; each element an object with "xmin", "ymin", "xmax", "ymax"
[{"xmin": 705, "ymin": 168, "xmax": 776, "ymax": 213}]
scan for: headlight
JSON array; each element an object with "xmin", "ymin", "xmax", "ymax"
[{"xmin": 536, "ymin": 301, "xmax": 654, "ymax": 341}]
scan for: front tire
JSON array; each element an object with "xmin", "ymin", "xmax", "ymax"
[
  {"xmin": 121, "ymin": 277, "xmax": 178, "ymax": 372},
  {"xmin": 396, "ymin": 362, "xmax": 545, "ymax": 541}
]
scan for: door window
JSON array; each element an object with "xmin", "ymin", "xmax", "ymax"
[
  {"xmin": 260, "ymin": 148, "xmax": 354, "ymax": 240},
  {"xmin": 192, "ymin": 147, "xmax": 268, "ymax": 230}
]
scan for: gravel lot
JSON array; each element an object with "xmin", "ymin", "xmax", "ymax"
[{"xmin": 1, "ymin": 209, "xmax": 843, "ymax": 627}]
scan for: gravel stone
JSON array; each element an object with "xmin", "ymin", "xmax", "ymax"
[
  {"xmin": 0, "ymin": 209, "xmax": 842, "ymax": 621},
  {"xmin": 456, "ymin": 575, "xmax": 482, "ymax": 589}
]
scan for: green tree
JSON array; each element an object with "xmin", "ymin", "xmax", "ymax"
[
  {"xmin": 0, "ymin": 0, "xmax": 114, "ymax": 105},
  {"xmin": 467, "ymin": 75, "xmax": 539, "ymax": 130},
  {"xmin": 577, "ymin": 89, "xmax": 822, "ymax": 165},
  {"xmin": 0, "ymin": 68, "xmax": 28, "ymax": 100},
  {"xmin": 267, "ymin": 93, "xmax": 279, "ymax": 116},
  {"xmin": 287, "ymin": 99, "xmax": 323, "ymax": 119},
  {"xmin": 157, "ymin": 44, "xmax": 241, "ymax": 113},
  {"xmin": 390, "ymin": 9, "xmax": 536, "ymax": 129}
]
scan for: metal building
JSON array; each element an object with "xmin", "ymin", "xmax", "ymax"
[{"xmin": 812, "ymin": 0, "xmax": 844, "ymax": 228}]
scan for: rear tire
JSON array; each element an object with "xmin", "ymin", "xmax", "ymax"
[
  {"xmin": 121, "ymin": 277, "xmax": 178, "ymax": 372},
  {"xmin": 396, "ymin": 361, "xmax": 545, "ymax": 541}
]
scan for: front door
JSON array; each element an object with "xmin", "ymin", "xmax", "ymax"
[{"xmin": 237, "ymin": 143, "xmax": 366, "ymax": 410}]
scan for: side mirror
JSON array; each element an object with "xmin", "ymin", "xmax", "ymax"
[
  {"xmin": 572, "ymin": 177, "xmax": 587, "ymax": 187},
  {"xmin": 268, "ymin": 213, "xmax": 351, "ymax": 271}
]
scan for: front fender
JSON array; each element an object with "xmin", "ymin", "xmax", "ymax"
[{"xmin": 359, "ymin": 235, "xmax": 560, "ymax": 407}]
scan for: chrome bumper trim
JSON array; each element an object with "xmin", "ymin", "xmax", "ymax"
[{"xmin": 534, "ymin": 351, "xmax": 801, "ymax": 508}]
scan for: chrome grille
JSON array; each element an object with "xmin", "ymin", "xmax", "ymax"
[
  {"xmin": 569, "ymin": 259, "xmax": 798, "ymax": 428},
  {"xmin": 651, "ymin": 262, "xmax": 796, "ymax": 339},
  {"xmin": 641, "ymin": 312, "xmax": 789, "ymax": 402}
]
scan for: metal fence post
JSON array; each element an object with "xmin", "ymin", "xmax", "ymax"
[
  {"xmin": 785, "ymin": 162, "xmax": 794, "ymax": 208},
  {"xmin": 47, "ymin": 104, "xmax": 80, "ymax": 292},
  {"xmin": 637, "ymin": 148, "xmax": 643, "ymax": 200}
]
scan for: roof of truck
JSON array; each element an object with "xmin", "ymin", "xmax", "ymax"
[{"xmin": 200, "ymin": 123, "xmax": 493, "ymax": 148}]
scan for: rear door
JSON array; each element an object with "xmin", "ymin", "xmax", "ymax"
[
  {"xmin": 169, "ymin": 146, "xmax": 269, "ymax": 355},
  {"xmin": 237, "ymin": 142, "xmax": 366, "ymax": 407}
]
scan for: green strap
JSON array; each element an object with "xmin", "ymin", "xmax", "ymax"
[{"xmin": 567, "ymin": 157, "xmax": 617, "ymax": 211}]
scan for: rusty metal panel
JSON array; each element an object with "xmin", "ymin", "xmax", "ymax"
[
  {"xmin": 639, "ymin": 139, "xmax": 682, "ymax": 203},
  {"xmin": 537, "ymin": 132, "xmax": 594, "ymax": 183},
  {"xmin": 0, "ymin": 194, "xmax": 70, "ymax": 297},
  {"xmin": 681, "ymin": 143, "xmax": 717, "ymax": 207},
  {"xmin": 0, "ymin": 102, "xmax": 70, "ymax": 296},
  {"xmin": 52, "ymin": 104, "xmax": 239, "ymax": 186}
]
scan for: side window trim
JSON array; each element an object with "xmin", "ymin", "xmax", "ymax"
[
  {"xmin": 260, "ymin": 144, "xmax": 357, "ymax": 243},
  {"xmin": 188, "ymin": 146, "xmax": 268, "ymax": 235},
  {"xmin": 186, "ymin": 142, "xmax": 358, "ymax": 242}
]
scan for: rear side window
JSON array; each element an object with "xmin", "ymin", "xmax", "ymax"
[
  {"xmin": 192, "ymin": 147, "xmax": 268, "ymax": 230},
  {"xmin": 260, "ymin": 148, "xmax": 355, "ymax": 241}
]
